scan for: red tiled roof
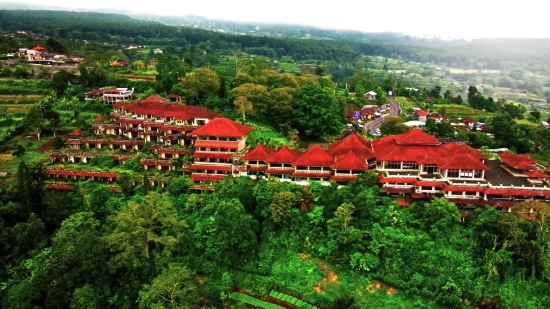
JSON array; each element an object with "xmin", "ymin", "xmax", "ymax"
[
  {"xmin": 141, "ymin": 94, "xmax": 168, "ymax": 104},
  {"xmin": 113, "ymin": 97, "xmax": 221, "ymax": 121},
  {"xmin": 414, "ymin": 180, "xmax": 446, "ymax": 187},
  {"xmin": 193, "ymin": 152, "xmax": 233, "ymax": 160},
  {"xmin": 462, "ymin": 116, "xmax": 476, "ymax": 123},
  {"xmin": 398, "ymin": 200, "xmax": 411, "ymax": 207},
  {"xmin": 438, "ymin": 154, "xmax": 491, "ymax": 170},
  {"xmin": 501, "ymin": 154, "xmax": 535, "ymax": 170},
  {"xmin": 168, "ymin": 93, "xmax": 180, "ymax": 99},
  {"xmin": 291, "ymin": 172, "xmax": 331, "ymax": 178},
  {"xmin": 191, "ymin": 118, "xmax": 253, "ymax": 137},
  {"xmin": 69, "ymin": 129, "xmax": 86, "ymax": 136},
  {"xmin": 291, "ymin": 145, "xmax": 334, "ymax": 167},
  {"xmin": 485, "ymin": 189, "xmax": 542, "ymax": 196},
  {"xmin": 248, "ymin": 165, "xmax": 268, "ymax": 172},
  {"xmin": 193, "ymin": 140, "xmax": 240, "ymax": 149},
  {"xmin": 444, "ymin": 143, "xmax": 489, "ymax": 160},
  {"xmin": 330, "ymin": 175, "xmax": 359, "ymax": 182},
  {"xmin": 328, "ymin": 134, "xmax": 375, "ymax": 159},
  {"xmin": 93, "ymin": 116, "xmax": 105, "ymax": 122},
  {"xmin": 190, "ymin": 164, "xmax": 232, "ymax": 172},
  {"xmin": 110, "ymin": 187, "xmax": 121, "ymax": 193},
  {"xmin": 264, "ymin": 168, "xmax": 294, "ymax": 174},
  {"xmin": 525, "ymin": 170, "xmax": 547, "ymax": 178},
  {"xmin": 243, "ymin": 144, "xmax": 275, "ymax": 161},
  {"xmin": 443, "ymin": 186, "xmax": 485, "ymax": 193},
  {"xmin": 190, "ymin": 174, "xmax": 228, "ymax": 182},
  {"xmin": 264, "ymin": 146, "xmax": 303, "ymax": 163},
  {"xmin": 377, "ymin": 144, "xmax": 452, "ymax": 162},
  {"xmin": 384, "ymin": 187, "xmax": 413, "ymax": 194},
  {"xmin": 393, "ymin": 129, "xmax": 440, "ymax": 145},
  {"xmin": 47, "ymin": 183, "xmax": 73, "ymax": 190},
  {"xmin": 32, "ymin": 45, "xmax": 46, "ymax": 51},
  {"xmin": 378, "ymin": 175, "xmax": 415, "ymax": 184},
  {"xmin": 416, "ymin": 110, "xmax": 427, "ymax": 116},
  {"xmin": 331, "ymin": 151, "xmax": 368, "ymax": 170},
  {"xmin": 361, "ymin": 108, "xmax": 376, "ymax": 116}
]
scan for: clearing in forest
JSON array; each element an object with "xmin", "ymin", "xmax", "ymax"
[{"xmin": 298, "ymin": 253, "xmax": 340, "ymax": 293}]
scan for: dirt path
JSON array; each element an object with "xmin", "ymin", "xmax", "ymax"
[
  {"xmin": 366, "ymin": 280, "xmax": 397, "ymax": 295},
  {"xmin": 298, "ymin": 253, "xmax": 340, "ymax": 293}
]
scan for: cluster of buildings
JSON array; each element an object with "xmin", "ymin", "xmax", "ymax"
[
  {"xmin": 47, "ymin": 94, "xmax": 550, "ymax": 211},
  {"xmin": 9, "ymin": 45, "xmax": 85, "ymax": 66}
]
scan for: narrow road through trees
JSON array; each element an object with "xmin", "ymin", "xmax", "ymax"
[{"xmin": 364, "ymin": 96, "xmax": 401, "ymax": 134}]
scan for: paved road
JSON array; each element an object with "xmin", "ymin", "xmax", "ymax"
[{"xmin": 364, "ymin": 97, "xmax": 402, "ymax": 134}]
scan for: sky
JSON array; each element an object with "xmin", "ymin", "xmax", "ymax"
[{"xmin": 9, "ymin": 0, "xmax": 550, "ymax": 39}]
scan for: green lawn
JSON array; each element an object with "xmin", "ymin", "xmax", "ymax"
[{"xmin": 515, "ymin": 119, "xmax": 539, "ymax": 126}]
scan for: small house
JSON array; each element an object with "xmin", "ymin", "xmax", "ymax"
[
  {"xmin": 417, "ymin": 110, "xmax": 427, "ymax": 123},
  {"xmin": 364, "ymin": 91, "xmax": 377, "ymax": 101}
]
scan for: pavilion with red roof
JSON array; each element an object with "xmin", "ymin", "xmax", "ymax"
[{"xmin": 31, "ymin": 45, "xmax": 47, "ymax": 51}]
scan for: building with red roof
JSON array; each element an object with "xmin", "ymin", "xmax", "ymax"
[
  {"xmin": 85, "ymin": 87, "xmax": 134, "ymax": 103},
  {"xmin": 186, "ymin": 117, "xmax": 253, "ymax": 187},
  {"xmin": 103, "ymin": 95, "xmax": 222, "ymax": 146},
  {"xmin": 242, "ymin": 144, "xmax": 275, "ymax": 177}
]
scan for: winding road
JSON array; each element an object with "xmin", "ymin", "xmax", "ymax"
[{"xmin": 364, "ymin": 96, "xmax": 402, "ymax": 134}]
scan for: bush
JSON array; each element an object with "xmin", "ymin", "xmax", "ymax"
[{"xmin": 90, "ymin": 155, "xmax": 116, "ymax": 169}]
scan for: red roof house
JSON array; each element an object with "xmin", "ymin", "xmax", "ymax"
[
  {"xmin": 292, "ymin": 145, "xmax": 334, "ymax": 167},
  {"xmin": 416, "ymin": 110, "xmax": 427, "ymax": 116},
  {"xmin": 32, "ymin": 45, "xmax": 47, "ymax": 51},
  {"xmin": 94, "ymin": 116, "xmax": 105, "ymax": 123},
  {"xmin": 462, "ymin": 116, "xmax": 476, "ymax": 124},
  {"xmin": 328, "ymin": 134, "xmax": 375, "ymax": 159},
  {"xmin": 191, "ymin": 118, "xmax": 253, "ymax": 138},
  {"xmin": 69, "ymin": 129, "xmax": 86, "ymax": 136},
  {"xmin": 243, "ymin": 144, "xmax": 275, "ymax": 161}
]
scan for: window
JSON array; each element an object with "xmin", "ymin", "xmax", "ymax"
[
  {"xmin": 385, "ymin": 161, "xmax": 401, "ymax": 169},
  {"xmin": 447, "ymin": 169, "xmax": 459, "ymax": 178},
  {"xmin": 474, "ymin": 170, "xmax": 483, "ymax": 178},
  {"xmin": 248, "ymin": 160, "xmax": 258, "ymax": 165},
  {"xmin": 422, "ymin": 164, "xmax": 438, "ymax": 173},
  {"xmin": 460, "ymin": 170, "xmax": 473, "ymax": 178},
  {"xmin": 402, "ymin": 161, "xmax": 418, "ymax": 170}
]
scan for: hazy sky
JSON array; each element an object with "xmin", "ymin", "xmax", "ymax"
[{"xmin": 11, "ymin": 0, "xmax": 549, "ymax": 39}]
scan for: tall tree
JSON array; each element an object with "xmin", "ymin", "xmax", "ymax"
[
  {"xmin": 22, "ymin": 106, "xmax": 44, "ymax": 140},
  {"xmin": 138, "ymin": 264, "xmax": 201, "ymax": 309},
  {"xmin": 291, "ymin": 83, "xmax": 344, "ymax": 139}
]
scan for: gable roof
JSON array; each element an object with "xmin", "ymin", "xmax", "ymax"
[
  {"xmin": 525, "ymin": 170, "xmax": 547, "ymax": 178},
  {"xmin": 462, "ymin": 116, "xmax": 476, "ymax": 123},
  {"xmin": 113, "ymin": 100, "xmax": 221, "ymax": 121},
  {"xmin": 332, "ymin": 151, "xmax": 368, "ymax": 170},
  {"xmin": 500, "ymin": 154, "xmax": 536, "ymax": 170},
  {"xmin": 444, "ymin": 143, "xmax": 488, "ymax": 160},
  {"xmin": 31, "ymin": 45, "xmax": 46, "ymax": 51},
  {"xmin": 438, "ymin": 154, "xmax": 491, "ymax": 171},
  {"xmin": 264, "ymin": 145, "xmax": 303, "ymax": 163},
  {"xmin": 328, "ymin": 134, "xmax": 375, "ymax": 159},
  {"xmin": 69, "ymin": 129, "xmax": 85, "ymax": 136},
  {"xmin": 393, "ymin": 129, "xmax": 441, "ymax": 145},
  {"xmin": 93, "ymin": 116, "xmax": 105, "ymax": 122},
  {"xmin": 242, "ymin": 144, "xmax": 275, "ymax": 161},
  {"xmin": 417, "ymin": 110, "xmax": 427, "ymax": 116},
  {"xmin": 191, "ymin": 117, "xmax": 253, "ymax": 137},
  {"xmin": 292, "ymin": 145, "xmax": 335, "ymax": 167},
  {"xmin": 140, "ymin": 94, "xmax": 168, "ymax": 104}
]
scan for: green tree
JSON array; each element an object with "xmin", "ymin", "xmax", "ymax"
[
  {"xmin": 379, "ymin": 116, "xmax": 410, "ymax": 136},
  {"xmin": 355, "ymin": 82, "xmax": 365, "ymax": 97},
  {"xmin": 154, "ymin": 54, "xmax": 182, "ymax": 94},
  {"xmin": 138, "ymin": 264, "xmax": 200, "ymax": 309},
  {"xmin": 22, "ymin": 106, "xmax": 45, "ymax": 140},
  {"xmin": 105, "ymin": 192, "xmax": 188, "ymax": 268},
  {"xmin": 292, "ymin": 83, "xmax": 344, "ymax": 139}
]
